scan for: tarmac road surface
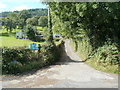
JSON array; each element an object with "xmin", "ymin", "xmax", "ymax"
[{"xmin": 2, "ymin": 40, "xmax": 118, "ymax": 88}]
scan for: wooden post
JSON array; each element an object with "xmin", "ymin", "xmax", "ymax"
[
  {"xmin": 38, "ymin": 44, "xmax": 41, "ymax": 61},
  {"xmin": 47, "ymin": 5, "xmax": 54, "ymax": 44}
]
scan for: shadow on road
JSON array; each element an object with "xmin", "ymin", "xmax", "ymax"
[{"xmin": 55, "ymin": 43, "xmax": 86, "ymax": 65}]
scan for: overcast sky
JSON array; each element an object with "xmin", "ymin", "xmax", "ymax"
[{"xmin": 0, "ymin": 0, "xmax": 47, "ymax": 13}]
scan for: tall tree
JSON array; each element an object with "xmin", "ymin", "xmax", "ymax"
[
  {"xmin": 25, "ymin": 24, "xmax": 36, "ymax": 41},
  {"xmin": 3, "ymin": 17, "xmax": 16, "ymax": 32},
  {"xmin": 26, "ymin": 16, "xmax": 39, "ymax": 26},
  {"xmin": 38, "ymin": 16, "xmax": 48, "ymax": 28},
  {"xmin": 18, "ymin": 10, "xmax": 31, "ymax": 28}
]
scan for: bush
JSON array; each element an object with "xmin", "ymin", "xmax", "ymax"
[
  {"xmin": 96, "ymin": 43, "xmax": 119, "ymax": 65},
  {"xmin": 40, "ymin": 43, "xmax": 60, "ymax": 65},
  {"xmin": 2, "ymin": 41, "xmax": 63, "ymax": 75},
  {"xmin": 25, "ymin": 24, "xmax": 36, "ymax": 41},
  {"xmin": 2, "ymin": 47, "xmax": 39, "ymax": 74},
  {"xmin": 35, "ymin": 35, "xmax": 45, "ymax": 42}
]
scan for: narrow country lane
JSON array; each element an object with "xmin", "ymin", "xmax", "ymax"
[{"xmin": 2, "ymin": 40, "xmax": 118, "ymax": 88}]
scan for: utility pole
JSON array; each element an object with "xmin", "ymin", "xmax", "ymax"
[{"xmin": 47, "ymin": 5, "xmax": 54, "ymax": 44}]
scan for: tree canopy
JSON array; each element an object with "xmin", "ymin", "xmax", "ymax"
[
  {"xmin": 38, "ymin": 16, "xmax": 48, "ymax": 28},
  {"xmin": 48, "ymin": 2, "xmax": 120, "ymax": 65}
]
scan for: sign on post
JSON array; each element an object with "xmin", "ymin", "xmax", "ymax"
[{"xmin": 30, "ymin": 43, "xmax": 38, "ymax": 50}]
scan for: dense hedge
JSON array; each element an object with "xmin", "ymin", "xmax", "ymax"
[
  {"xmin": 71, "ymin": 38, "xmax": 119, "ymax": 65},
  {"xmin": 2, "ymin": 47, "xmax": 38, "ymax": 74},
  {"xmin": 2, "ymin": 42, "xmax": 64, "ymax": 75}
]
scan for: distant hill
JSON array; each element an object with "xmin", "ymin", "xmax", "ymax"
[{"xmin": 0, "ymin": 8, "xmax": 48, "ymax": 17}]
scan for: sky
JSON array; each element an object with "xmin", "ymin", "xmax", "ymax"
[{"xmin": 0, "ymin": 0, "xmax": 47, "ymax": 13}]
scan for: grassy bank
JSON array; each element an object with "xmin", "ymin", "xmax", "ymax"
[{"xmin": 69, "ymin": 39, "xmax": 119, "ymax": 74}]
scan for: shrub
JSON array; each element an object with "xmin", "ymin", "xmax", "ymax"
[
  {"xmin": 40, "ymin": 43, "xmax": 60, "ymax": 65},
  {"xmin": 97, "ymin": 43, "xmax": 119, "ymax": 65},
  {"xmin": 71, "ymin": 38, "xmax": 119, "ymax": 66},
  {"xmin": 25, "ymin": 24, "xmax": 36, "ymax": 41},
  {"xmin": 2, "ymin": 41, "xmax": 63, "ymax": 75},
  {"xmin": 2, "ymin": 47, "xmax": 38, "ymax": 74}
]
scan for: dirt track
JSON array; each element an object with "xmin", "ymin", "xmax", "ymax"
[{"xmin": 2, "ymin": 40, "xmax": 118, "ymax": 88}]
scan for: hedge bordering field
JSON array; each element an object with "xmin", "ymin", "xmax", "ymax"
[{"xmin": 2, "ymin": 41, "xmax": 64, "ymax": 75}]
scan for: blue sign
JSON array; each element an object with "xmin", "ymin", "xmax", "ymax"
[{"xmin": 30, "ymin": 43, "xmax": 38, "ymax": 50}]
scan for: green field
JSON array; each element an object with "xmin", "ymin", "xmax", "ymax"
[
  {"xmin": 0, "ymin": 27, "xmax": 45, "ymax": 48},
  {"xmin": 36, "ymin": 26, "xmax": 46, "ymax": 33}
]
